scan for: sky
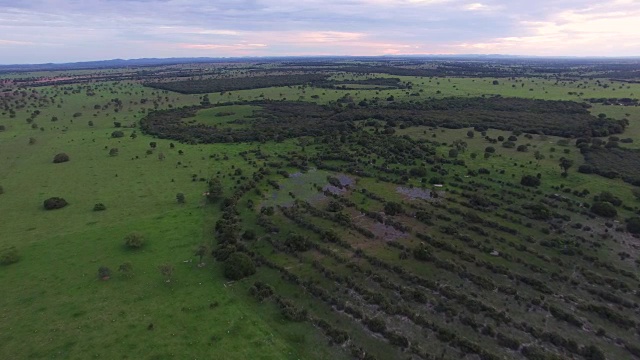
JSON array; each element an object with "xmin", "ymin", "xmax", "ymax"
[{"xmin": 0, "ymin": 0, "xmax": 639, "ymax": 64}]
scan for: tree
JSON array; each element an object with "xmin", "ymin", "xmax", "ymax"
[
  {"xmin": 384, "ymin": 202, "xmax": 403, "ymax": 216},
  {"xmin": 448, "ymin": 148, "xmax": 459, "ymax": 158},
  {"xmin": 158, "ymin": 263, "xmax": 174, "ymax": 282},
  {"xmin": 194, "ymin": 244, "xmax": 209, "ymax": 265},
  {"xmin": 626, "ymin": 217, "xmax": 640, "ymax": 234},
  {"xmin": 149, "ymin": 142, "xmax": 157, "ymax": 149},
  {"xmin": 44, "ymin": 197, "xmax": 68, "ymax": 210},
  {"xmin": 113, "ymin": 121, "xmax": 121, "ymax": 128},
  {"xmin": 28, "ymin": 137, "xmax": 36, "ymax": 145},
  {"xmin": 453, "ymin": 139, "xmax": 467, "ymax": 152},
  {"xmin": 466, "ymin": 130, "xmax": 474, "ymax": 138},
  {"xmin": 88, "ymin": 120, "xmax": 94, "ymax": 127},
  {"xmin": 53, "ymin": 153, "xmax": 70, "ymax": 163},
  {"xmin": 158, "ymin": 152, "xmax": 165, "ymax": 161},
  {"xmin": 520, "ymin": 175, "xmax": 540, "ymax": 187},
  {"xmin": 111, "ymin": 130, "xmax": 124, "ymax": 138},
  {"xmin": 534, "ymin": 150, "xmax": 545, "ymax": 164},
  {"xmin": 223, "ymin": 252, "xmax": 256, "ymax": 280},
  {"xmin": 559, "ymin": 157, "xmax": 573, "ymax": 176},
  {"xmin": 130, "ymin": 132, "xmax": 137, "ymax": 139},
  {"xmin": 207, "ymin": 178, "xmax": 223, "ymax": 202},
  {"xmin": 109, "ymin": 148, "xmax": 119, "ymax": 156},
  {"xmin": 124, "ymin": 232, "xmax": 145, "ymax": 249},
  {"xmin": 176, "ymin": 192, "xmax": 185, "ymax": 204},
  {"xmin": 485, "ymin": 146, "xmax": 495, "ymax": 153},
  {"xmin": 118, "ymin": 262, "xmax": 134, "ymax": 278},
  {"xmin": 98, "ymin": 266, "xmax": 111, "ymax": 280},
  {"xmin": 590, "ymin": 202, "xmax": 617, "ymax": 218}
]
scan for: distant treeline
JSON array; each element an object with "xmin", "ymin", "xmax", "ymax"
[
  {"xmin": 140, "ymin": 97, "xmax": 624, "ymax": 145},
  {"xmin": 145, "ymin": 74, "xmax": 330, "ymax": 94}
]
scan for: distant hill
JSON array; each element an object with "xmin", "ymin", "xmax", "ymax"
[{"xmin": 1, "ymin": 55, "xmax": 639, "ymax": 73}]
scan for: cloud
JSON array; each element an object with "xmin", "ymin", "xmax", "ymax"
[
  {"xmin": 454, "ymin": 2, "xmax": 640, "ymax": 55},
  {"xmin": 0, "ymin": 0, "xmax": 638, "ymax": 63}
]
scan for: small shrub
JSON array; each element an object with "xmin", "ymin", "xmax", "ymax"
[
  {"xmin": 98, "ymin": 266, "xmax": 111, "ymax": 280},
  {"xmin": 118, "ymin": 262, "xmax": 134, "ymax": 278},
  {"xmin": 93, "ymin": 203, "xmax": 106, "ymax": 211},
  {"xmin": 53, "ymin": 153, "xmax": 70, "ymax": 163},
  {"xmin": 124, "ymin": 232, "xmax": 145, "ymax": 249},
  {"xmin": 0, "ymin": 246, "xmax": 19, "ymax": 265},
  {"xmin": 43, "ymin": 197, "xmax": 68, "ymax": 210}
]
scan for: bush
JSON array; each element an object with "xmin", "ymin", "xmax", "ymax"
[
  {"xmin": 111, "ymin": 130, "xmax": 124, "ymax": 138},
  {"xmin": 43, "ymin": 197, "xmax": 68, "ymax": 210},
  {"xmin": 53, "ymin": 153, "xmax": 70, "ymax": 163},
  {"xmin": 98, "ymin": 266, "xmax": 111, "ymax": 279},
  {"xmin": 626, "ymin": 217, "xmax": 640, "ymax": 234},
  {"xmin": 590, "ymin": 202, "xmax": 617, "ymax": 218},
  {"xmin": 124, "ymin": 232, "xmax": 145, "ymax": 249},
  {"xmin": 384, "ymin": 201, "xmax": 403, "ymax": 216},
  {"xmin": 176, "ymin": 192, "xmax": 185, "ymax": 204},
  {"xmin": 93, "ymin": 203, "xmax": 106, "ymax": 211},
  {"xmin": 485, "ymin": 146, "xmax": 496, "ymax": 153},
  {"xmin": 0, "ymin": 246, "xmax": 19, "ymax": 265},
  {"xmin": 520, "ymin": 175, "xmax": 541, "ymax": 187},
  {"xmin": 223, "ymin": 252, "xmax": 256, "ymax": 280},
  {"xmin": 502, "ymin": 141, "xmax": 516, "ymax": 148}
]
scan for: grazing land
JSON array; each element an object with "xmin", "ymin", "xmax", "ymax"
[{"xmin": 1, "ymin": 57, "xmax": 640, "ymax": 360}]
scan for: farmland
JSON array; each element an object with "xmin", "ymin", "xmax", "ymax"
[{"xmin": 1, "ymin": 58, "xmax": 640, "ymax": 359}]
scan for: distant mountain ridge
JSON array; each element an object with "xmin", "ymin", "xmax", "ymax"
[{"xmin": 1, "ymin": 55, "xmax": 639, "ymax": 73}]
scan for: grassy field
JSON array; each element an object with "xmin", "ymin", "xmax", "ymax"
[{"xmin": 2, "ymin": 62, "xmax": 640, "ymax": 360}]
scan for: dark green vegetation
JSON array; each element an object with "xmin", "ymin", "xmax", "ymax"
[{"xmin": 2, "ymin": 57, "xmax": 640, "ymax": 360}]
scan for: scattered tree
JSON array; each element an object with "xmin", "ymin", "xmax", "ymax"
[
  {"xmin": 384, "ymin": 202, "xmax": 403, "ymax": 216},
  {"xmin": 44, "ymin": 197, "xmax": 68, "ymax": 210},
  {"xmin": 176, "ymin": 192, "xmax": 185, "ymax": 204},
  {"xmin": 98, "ymin": 266, "xmax": 111, "ymax": 280},
  {"xmin": 223, "ymin": 252, "xmax": 256, "ymax": 280},
  {"xmin": 111, "ymin": 130, "xmax": 124, "ymax": 138},
  {"xmin": 53, "ymin": 153, "xmax": 70, "ymax": 163},
  {"xmin": 590, "ymin": 202, "xmax": 617, "ymax": 218},
  {"xmin": 559, "ymin": 157, "xmax": 574, "ymax": 176},
  {"xmin": 124, "ymin": 231, "xmax": 145, "ymax": 249},
  {"xmin": 520, "ymin": 175, "xmax": 541, "ymax": 187},
  {"xmin": 207, "ymin": 177, "xmax": 223, "ymax": 202},
  {"xmin": 195, "ymin": 244, "xmax": 209, "ymax": 265},
  {"xmin": 109, "ymin": 148, "xmax": 119, "ymax": 156}
]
